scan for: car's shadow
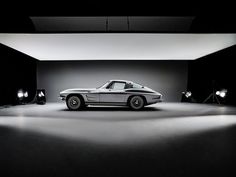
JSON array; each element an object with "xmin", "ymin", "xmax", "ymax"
[{"xmin": 61, "ymin": 106, "xmax": 161, "ymax": 112}]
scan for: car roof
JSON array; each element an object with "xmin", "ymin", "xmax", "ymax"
[{"xmin": 109, "ymin": 79, "xmax": 132, "ymax": 83}]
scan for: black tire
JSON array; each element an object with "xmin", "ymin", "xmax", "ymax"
[
  {"xmin": 66, "ymin": 95, "xmax": 83, "ymax": 110},
  {"xmin": 129, "ymin": 96, "xmax": 144, "ymax": 110}
]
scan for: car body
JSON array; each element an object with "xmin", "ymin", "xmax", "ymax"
[{"xmin": 59, "ymin": 80, "xmax": 162, "ymax": 110}]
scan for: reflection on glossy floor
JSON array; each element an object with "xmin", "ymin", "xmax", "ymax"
[{"xmin": 0, "ymin": 103, "xmax": 236, "ymax": 177}]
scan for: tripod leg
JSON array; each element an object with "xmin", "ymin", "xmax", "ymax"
[
  {"xmin": 214, "ymin": 95, "xmax": 221, "ymax": 104},
  {"xmin": 203, "ymin": 93, "xmax": 213, "ymax": 103}
]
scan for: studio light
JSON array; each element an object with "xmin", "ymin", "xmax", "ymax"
[
  {"xmin": 216, "ymin": 89, "xmax": 227, "ymax": 98},
  {"xmin": 182, "ymin": 91, "xmax": 192, "ymax": 98},
  {"xmin": 24, "ymin": 91, "xmax": 28, "ymax": 98},
  {"xmin": 17, "ymin": 89, "xmax": 29, "ymax": 104},
  {"xmin": 203, "ymin": 80, "xmax": 227, "ymax": 104},
  {"xmin": 36, "ymin": 89, "xmax": 46, "ymax": 104},
  {"xmin": 17, "ymin": 90, "xmax": 24, "ymax": 99},
  {"xmin": 185, "ymin": 91, "xmax": 192, "ymax": 98},
  {"xmin": 38, "ymin": 91, "xmax": 44, "ymax": 97},
  {"xmin": 181, "ymin": 91, "xmax": 195, "ymax": 102}
]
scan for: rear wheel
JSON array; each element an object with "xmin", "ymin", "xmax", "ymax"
[
  {"xmin": 66, "ymin": 95, "xmax": 83, "ymax": 110},
  {"xmin": 129, "ymin": 96, "xmax": 144, "ymax": 110}
]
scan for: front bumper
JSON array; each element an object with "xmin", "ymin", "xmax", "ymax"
[{"xmin": 59, "ymin": 95, "xmax": 66, "ymax": 101}]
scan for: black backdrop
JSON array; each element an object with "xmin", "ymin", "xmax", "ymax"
[
  {"xmin": 0, "ymin": 44, "xmax": 37, "ymax": 106},
  {"xmin": 187, "ymin": 45, "xmax": 236, "ymax": 105}
]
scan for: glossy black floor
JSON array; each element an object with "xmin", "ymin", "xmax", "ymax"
[{"xmin": 0, "ymin": 103, "xmax": 236, "ymax": 177}]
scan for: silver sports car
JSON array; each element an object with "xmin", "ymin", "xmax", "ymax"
[{"xmin": 59, "ymin": 80, "xmax": 162, "ymax": 110}]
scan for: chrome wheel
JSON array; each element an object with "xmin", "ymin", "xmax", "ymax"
[
  {"xmin": 67, "ymin": 96, "xmax": 81, "ymax": 110},
  {"xmin": 129, "ymin": 96, "xmax": 144, "ymax": 110}
]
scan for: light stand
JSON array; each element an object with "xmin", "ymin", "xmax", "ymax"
[{"xmin": 203, "ymin": 81, "xmax": 220, "ymax": 104}]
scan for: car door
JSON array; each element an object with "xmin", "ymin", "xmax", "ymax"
[{"xmin": 99, "ymin": 81, "xmax": 126, "ymax": 103}]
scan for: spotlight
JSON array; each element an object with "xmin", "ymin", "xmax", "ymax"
[
  {"xmin": 17, "ymin": 90, "xmax": 24, "ymax": 99},
  {"xmin": 204, "ymin": 84, "xmax": 227, "ymax": 104},
  {"xmin": 181, "ymin": 91, "xmax": 195, "ymax": 102},
  {"xmin": 24, "ymin": 91, "xmax": 28, "ymax": 98},
  {"xmin": 182, "ymin": 91, "xmax": 192, "ymax": 98},
  {"xmin": 17, "ymin": 89, "xmax": 28, "ymax": 104},
  {"xmin": 38, "ymin": 91, "xmax": 45, "ymax": 97},
  {"xmin": 220, "ymin": 92, "xmax": 226, "ymax": 98},
  {"xmin": 36, "ymin": 89, "xmax": 46, "ymax": 104},
  {"xmin": 185, "ymin": 91, "xmax": 192, "ymax": 98},
  {"xmin": 216, "ymin": 89, "xmax": 227, "ymax": 98}
]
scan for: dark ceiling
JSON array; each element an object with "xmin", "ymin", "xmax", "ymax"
[
  {"xmin": 0, "ymin": 1, "xmax": 235, "ymax": 33},
  {"xmin": 29, "ymin": 16, "xmax": 195, "ymax": 32}
]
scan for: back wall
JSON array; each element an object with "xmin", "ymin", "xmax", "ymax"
[{"xmin": 37, "ymin": 60, "xmax": 188, "ymax": 102}]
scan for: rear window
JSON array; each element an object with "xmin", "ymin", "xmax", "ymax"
[
  {"xmin": 125, "ymin": 82, "xmax": 143, "ymax": 89},
  {"xmin": 132, "ymin": 83, "xmax": 143, "ymax": 88}
]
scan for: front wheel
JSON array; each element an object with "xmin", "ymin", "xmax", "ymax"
[
  {"xmin": 129, "ymin": 96, "xmax": 144, "ymax": 110},
  {"xmin": 66, "ymin": 95, "xmax": 83, "ymax": 110}
]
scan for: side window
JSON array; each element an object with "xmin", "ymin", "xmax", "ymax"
[
  {"xmin": 125, "ymin": 83, "xmax": 133, "ymax": 89},
  {"xmin": 109, "ymin": 82, "xmax": 126, "ymax": 90}
]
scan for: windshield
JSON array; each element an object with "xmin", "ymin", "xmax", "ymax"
[{"xmin": 96, "ymin": 81, "xmax": 110, "ymax": 89}]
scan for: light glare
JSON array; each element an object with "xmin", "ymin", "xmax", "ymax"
[
  {"xmin": 17, "ymin": 92, "xmax": 24, "ymax": 98},
  {"xmin": 219, "ymin": 92, "xmax": 226, "ymax": 98},
  {"xmin": 17, "ymin": 90, "xmax": 24, "ymax": 98}
]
